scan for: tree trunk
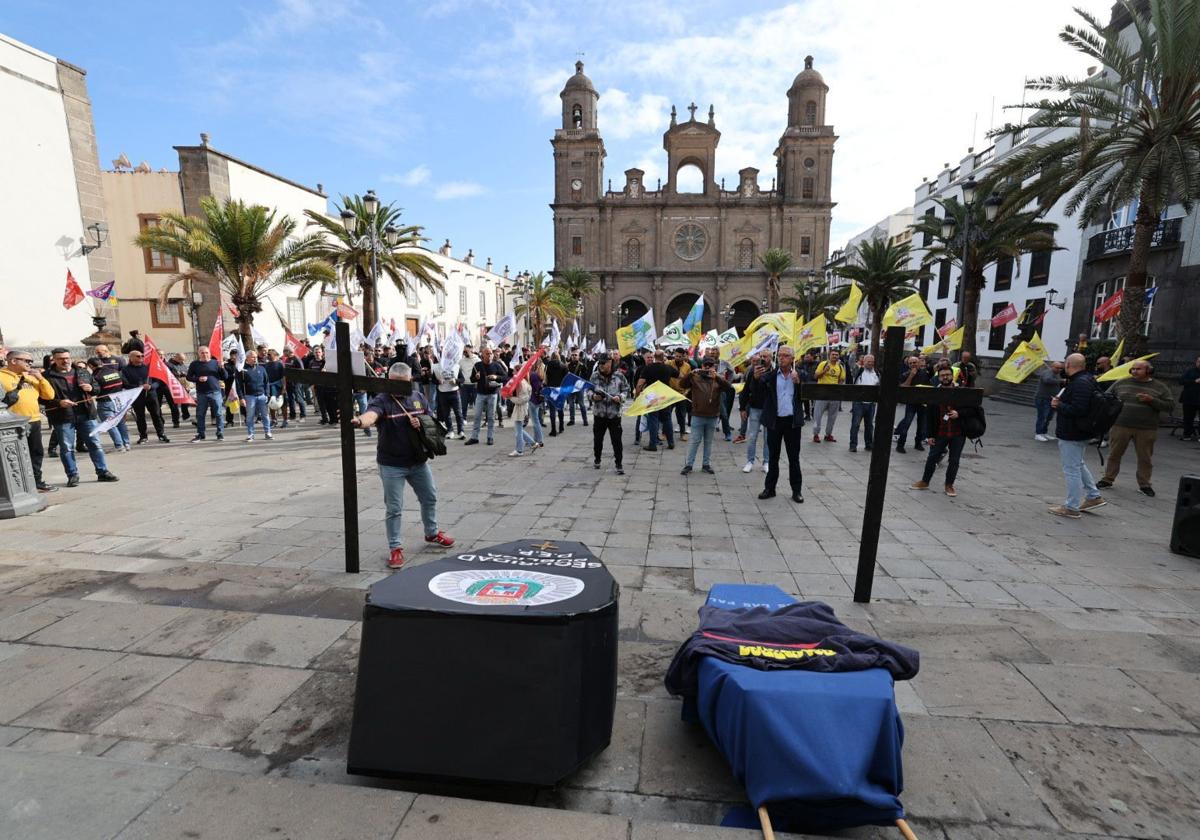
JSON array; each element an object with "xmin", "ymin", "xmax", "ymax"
[
  {"xmin": 1116, "ymin": 188, "xmax": 1158, "ymax": 358},
  {"xmin": 356, "ymin": 263, "xmax": 376, "ymax": 329},
  {"xmin": 869, "ymin": 305, "xmax": 884, "ymax": 357},
  {"xmin": 237, "ymin": 315, "xmax": 254, "ymax": 352},
  {"xmin": 959, "ymin": 268, "xmax": 983, "ymax": 361},
  {"xmin": 767, "ymin": 276, "xmax": 779, "ymax": 313}
]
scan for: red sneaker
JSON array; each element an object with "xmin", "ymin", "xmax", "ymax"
[
  {"xmin": 812, "ymin": 435, "xmax": 820, "ymax": 443},
  {"xmin": 824, "ymin": 435, "xmax": 837, "ymax": 443},
  {"xmin": 387, "ymin": 548, "xmax": 405, "ymax": 570},
  {"xmin": 732, "ymin": 435, "xmax": 747, "ymax": 444},
  {"xmin": 425, "ymin": 531, "xmax": 455, "ymax": 548}
]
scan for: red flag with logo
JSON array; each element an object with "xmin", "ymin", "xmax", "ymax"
[
  {"xmin": 143, "ymin": 334, "xmax": 196, "ymax": 405},
  {"xmin": 500, "ymin": 347, "xmax": 545, "ymax": 400},
  {"xmin": 937, "ymin": 318, "xmax": 958, "ymax": 338},
  {"xmin": 283, "ymin": 328, "xmax": 309, "ymax": 359},
  {"xmin": 1094, "ymin": 289, "xmax": 1123, "ymax": 323},
  {"xmin": 990, "ymin": 303, "xmax": 1018, "ymax": 328},
  {"xmin": 63, "ymin": 269, "xmax": 85, "ymax": 309},
  {"xmin": 207, "ymin": 312, "xmax": 223, "ymax": 359},
  {"xmin": 336, "ymin": 301, "xmax": 359, "ymax": 320}
]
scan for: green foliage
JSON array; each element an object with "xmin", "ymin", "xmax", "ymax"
[{"xmin": 834, "ymin": 238, "xmax": 926, "ymax": 355}]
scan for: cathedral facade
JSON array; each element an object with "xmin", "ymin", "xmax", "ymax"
[{"xmin": 551, "ymin": 57, "xmax": 836, "ymax": 340}]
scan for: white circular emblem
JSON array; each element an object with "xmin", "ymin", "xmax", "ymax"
[{"xmin": 428, "ymin": 569, "xmax": 585, "ymax": 607}]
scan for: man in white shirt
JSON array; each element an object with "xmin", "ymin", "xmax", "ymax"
[{"xmin": 849, "ymin": 354, "xmax": 880, "ymax": 453}]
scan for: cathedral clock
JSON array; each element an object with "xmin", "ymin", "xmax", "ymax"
[{"xmin": 674, "ymin": 223, "xmax": 708, "ymax": 260}]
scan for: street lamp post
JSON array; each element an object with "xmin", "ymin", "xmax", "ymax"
[
  {"xmin": 341, "ymin": 189, "xmax": 399, "ymax": 328},
  {"xmin": 939, "ymin": 176, "xmax": 1001, "ymax": 337}
]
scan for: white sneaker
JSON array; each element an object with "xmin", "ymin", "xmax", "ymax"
[
  {"xmin": 245, "ymin": 436, "xmax": 253, "ymax": 443},
  {"xmin": 1035, "ymin": 434, "xmax": 1049, "ymax": 442},
  {"xmin": 742, "ymin": 463, "xmax": 753, "ymax": 473},
  {"xmin": 508, "ymin": 450, "xmax": 522, "ymax": 457},
  {"xmin": 763, "ymin": 462, "xmax": 769, "ymax": 473},
  {"xmin": 265, "ymin": 433, "xmax": 274, "ymax": 440}
]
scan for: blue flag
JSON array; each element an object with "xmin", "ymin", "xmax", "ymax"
[
  {"xmin": 543, "ymin": 373, "xmax": 594, "ymax": 408},
  {"xmin": 307, "ymin": 311, "xmax": 338, "ymax": 337},
  {"xmin": 1144, "ymin": 286, "xmax": 1158, "ymax": 305}
]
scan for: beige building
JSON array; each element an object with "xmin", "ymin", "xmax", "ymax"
[{"xmin": 552, "ymin": 57, "xmax": 837, "ymax": 339}]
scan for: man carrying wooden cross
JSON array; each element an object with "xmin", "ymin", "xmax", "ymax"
[{"xmin": 352, "ymin": 361, "xmax": 455, "ymax": 570}]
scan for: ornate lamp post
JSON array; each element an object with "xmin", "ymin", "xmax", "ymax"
[
  {"xmin": 938, "ymin": 176, "xmax": 1002, "ymax": 331},
  {"xmin": 340, "ymin": 189, "xmax": 399, "ymax": 326}
]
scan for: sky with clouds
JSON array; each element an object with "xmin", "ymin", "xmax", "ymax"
[{"xmin": 5, "ymin": 0, "xmax": 1104, "ymax": 274}]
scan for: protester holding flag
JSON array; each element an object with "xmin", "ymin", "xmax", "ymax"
[
  {"xmin": 566, "ymin": 350, "xmax": 591, "ymax": 427},
  {"xmin": 89, "ymin": 352, "xmax": 132, "ymax": 452},
  {"xmin": 42, "ymin": 348, "xmax": 119, "ymax": 488},
  {"xmin": 1097, "ymin": 359, "xmax": 1175, "ymax": 497},
  {"xmin": 121, "ymin": 350, "xmax": 170, "ymax": 444},
  {"xmin": 543, "ymin": 352, "xmax": 569, "ymax": 436},
  {"xmin": 634, "ymin": 350, "xmax": 678, "ymax": 452},
  {"xmin": 507, "ymin": 375, "xmax": 544, "ymax": 457},
  {"xmin": 669, "ymin": 348, "xmax": 693, "ymax": 438},
  {"xmin": 755, "ymin": 345, "xmax": 805, "ymax": 503},
  {"xmin": 0, "ymin": 349, "xmax": 58, "ymax": 491},
  {"xmin": 589, "ymin": 355, "xmax": 628, "ymax": 475}
]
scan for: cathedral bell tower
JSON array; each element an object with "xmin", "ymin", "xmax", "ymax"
[
  {"xmin": 552, "ymin": 61, "xmax": 605, "ymax": 206},
  {"xmin": 776, "ymin": 55, "xmax": 835, "ymax": 207}
]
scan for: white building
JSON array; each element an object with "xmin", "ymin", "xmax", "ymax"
[
  {"xmin": 825, "ymin": 208, "xmax": 914, "ymax": 340},
  {"xmin": 909, "ymin": 126, "xmax": 1079, "ymax": 360},
  {"xmin": 0, "ymin": 33, "xmax": 113, "ymax": 349}
]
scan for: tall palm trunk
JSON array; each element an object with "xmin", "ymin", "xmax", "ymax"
[
  {"xmin": 1116, "ymin": 187, "xmax": 1158, "ymax": 357},
  {"xmin": 870, "ymin": 305, "xmax": 885, "ymax": 357},
  {"xmin": 356, "ymin": 263, "xmax": 376, "ymax": 328},
  {"xmin": 960, "ymin": 267, "xmax": 983, "ymax": 360}
]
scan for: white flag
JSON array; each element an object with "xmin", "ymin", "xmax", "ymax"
[
  {"xmin": 487, "ymin": 312, "xmax": 516, "ymax": 346},
  {"xmin": 440, "ymin": 330, "xmax": 465, "ymax": 378},
  {"xmin": 570, "ymin": 319, "xmax": 581, "ymax": 349},
  {"xmin": 366, "ymin": 318, "xmax": 383, "ymax": 347},
  {"xmin": 94, "ymin": 388, "xmax": 141, "ymax": 435},
  {"xmin": 221, "ymin": 333, "xmax": 245, "ymax": 371},
  {"xmin": 591, "ymin": 338, "xmax": 606, "ymax": 355},
  {"xmin": 250, "ymin": 322, "xmax": 269, "ymax": 348},
  {"xmin": 549, "ymin": 320, "xmax": 562, "ymax": 352},
  {"xmin": 658, "ymin": 319, "xmax": 687, "ymax": 347}
]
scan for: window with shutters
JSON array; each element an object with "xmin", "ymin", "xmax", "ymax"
[
  {"xmin": 479, "ymin": 290, "xmax": 487, "ymax": 318},
  {"xmin": 571, "ymin": 236, "xmax": 583, "ymax": 256},
  {"xmin": 149, "ymin": 301, "xmax": 183, "ymax": 328},
  {"xmin": 458, "ymin": 286, "xmax": 467, "ymax": 314},
  {"xmin": 1028, "ymin": 250, "xmax": 1051, "ymax": 286},
  {"xmin": 286, "ymin": 298, "xmax": 305, "ymax": 333},
  {"xmin": 994, "ymin": 255, "xmax": 1014, "ymax": 291},
  {"xmin": 801, "ymin": 177, "xmax": 814, "ymax": 199},
  {"xmin": 800, "ymin": 236, "xmax": 811, "ymax": 256},
  {"xmin": 937, "ymin": 260, "xmax": 951, "ymax": 298},
  {"xmin": 625, "ymin": 238, "xmax": 641, "ymax": 269},
  {"xmin": 138, "ymin": 215, "xmax": 178, "ymax": 273},
  {"xmin": 737, "ymin": 238, "xmax": 754, "ymax": 269}
]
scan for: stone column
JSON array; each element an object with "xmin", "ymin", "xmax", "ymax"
[{"xmin": 0, "ymin": 411, "xmax": 46, "ymax": 518}]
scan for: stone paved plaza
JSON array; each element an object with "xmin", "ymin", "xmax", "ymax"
[{"xmin": 2, "ymin": 402, "xmax": 1200, "ymax": 839}]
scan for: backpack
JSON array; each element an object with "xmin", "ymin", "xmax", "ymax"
[
  {"xmin": 1079, "ymin": 386, "xmax": 1123, "ymax": 438},
  {"xmin": 960, "ymin": 404, "xmax": 986, "ymax": 440}
]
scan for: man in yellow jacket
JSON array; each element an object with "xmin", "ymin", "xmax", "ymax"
[
  {"xmin": 0, "ymin": 350, "xmax": 57, "ymax": 491},
  {"xmin": 811, "ymin": 349, "xmax": 845, "ymax": 444}
]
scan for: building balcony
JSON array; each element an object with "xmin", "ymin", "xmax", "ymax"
[{"xmin": 1086, "ymin": 218, "xmax": 1182, "ymax": 262}]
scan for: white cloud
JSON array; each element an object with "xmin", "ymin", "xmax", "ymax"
[
  {"xmin": 434, "ymin": 181, "xmax": 487, "ymax": 200},
  {"xmin": 385, "ymin": 165, "xmax": 431, "ymax": 187},
  {"xmin": 598, "ymin": 88, "xmax": 672, "ymax": 140}
]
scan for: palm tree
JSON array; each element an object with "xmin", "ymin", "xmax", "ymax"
[
  {"xmin": 988, "ymin": 0, "xmax": 1200, "ymax": 355},
  {"xmin": 910, "ymin": 188, "xmax": 1057, "ymax": 359},
  {"xmin": 552, "ymin": 267, "xmax": 598, "ymax": 305},
  {"xmin": 304, "ymin": 195, "xmax": 444, "ymax": 327},
  {"xmin": 759, "ymin": 248, "xmax": 792, "ymax": 312},
  {"xmin": 136, "ymin": 197, "xmax": 336, "ymax": 349},
  {"xmin": 510, "ymin": 271, "xmax": 572, "ymax": 344},
  {"xmin": 780, "ymin": 274, "xmax": 849, "ymax": 323},
  {"xmin": 834, "ymin": 238, "xmax": 927, "ymax": 356}
]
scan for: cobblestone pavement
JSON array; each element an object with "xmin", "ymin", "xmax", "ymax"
[{"xmin": 1, "ymin": 400, "xmax": 1199, "ymax": 839}]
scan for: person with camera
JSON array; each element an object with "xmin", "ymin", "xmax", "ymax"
[
  {"xmin": 465, "ymin": 346, "xmax": 507, "ymax": 446},
  {"xmin": 42, "ymin": 348, "xmax": 119, "ymax": 487},
  {"xmin": 0, "ymin": 349, "xmax": 58, "ymax": 491},
  {"xmin": 738, "ymin": 350, "xmax": 773, "ymax": 473},
  {"xmin": 680, "ymin": 353, "xmax": 733, "ymax": 476},
  {"xmin": 353, "ymin": 361, "xmax": 455, "ymax": 570},
  {"xmin": 589, "ymin": 355, "xmax": 628, "ymax": 475},
  {"xmin": 910, "ymin": 365, "xmax": 968, "ymax": 497}
]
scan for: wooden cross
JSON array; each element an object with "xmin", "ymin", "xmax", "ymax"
[
  {"xmin": 800, "ymin": 325, "xmax": 983, "ymax": 603},
  {"xmin": 285, "ymin": 320, "xmax": 417, "ymax": 573}
]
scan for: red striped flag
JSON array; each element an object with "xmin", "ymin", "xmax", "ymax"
[
  {"xmin": 143, "ymin": 334, "xmax": 196, "ymax": 405},
  {"xmin": 63, "ymin": 270, "xmax": 85, "ymax": 309}
]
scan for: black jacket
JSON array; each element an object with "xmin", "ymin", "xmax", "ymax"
[
  {"xmin": 544, "ymin": 359, "xmax": 568, "ymax": 387},
  {"xmin": 738, "ymin": 363, "xmax": 771, "ymax": 411},
  {"xmin": 1055, "ymin": 370, "xmax": 1097, "ymax": 441},
  {"xmin": 757, "ymin": 366, "xmax": 809, "ymax": 429},
  {"xmin": 42, "ymin": 367, "xmax": 99, "ymax": 423},
  {"xmin": 665, "ymin": 601, "xmax": 920, "ymax": 698},
  {"xmin": 1181, "ymin": 366, "xmax": 1200, "ymax": 407}
]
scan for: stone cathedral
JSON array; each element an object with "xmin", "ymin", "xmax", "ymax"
[{"xmin": 551, "ymin": 57, "xmax": 836, "ymax": 340}]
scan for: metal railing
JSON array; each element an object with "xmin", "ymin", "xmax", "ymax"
[{"xmin": 1087, "ymin": 218, "xmax": 1181, "ymax": 261}]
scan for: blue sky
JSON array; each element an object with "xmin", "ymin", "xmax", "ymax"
[{"xmin": 4, "ymin": 0, "xmax": 1098, "ymax": 273}]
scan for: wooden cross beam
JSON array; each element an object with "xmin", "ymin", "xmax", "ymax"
[
  {"xmin": 799, "ymin": 326, "xmax": 984, "ymax": 603},
  {"xmin": 284, "ymin": 320, "xmax": 413, "ymax": 573}
]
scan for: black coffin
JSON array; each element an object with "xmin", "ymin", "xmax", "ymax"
[{"xmin": 347, "ymin": 539, "xmax": 619, "ymax": 786}]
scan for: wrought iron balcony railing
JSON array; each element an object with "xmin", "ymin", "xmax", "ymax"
[{"xmin": 1086, "ymin": 217, "xmax": 1182, "ymax": 261}]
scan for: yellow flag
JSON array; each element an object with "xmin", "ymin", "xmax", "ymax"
[
  {"xmin": 745, "ymin": 311, "xmax": 793, "ymax": 338},
  {"xmin": 720, "ymin": 332, "xmax": 755, "ymax": 367},
  {"xmin": 996, "ymin": 342, "xmax": 1042, "ymax": 384},
  {"xmin": 792, "ymin": 315, "xmax": 828, "ymax": 354},
  {"xmin": 1097, "ymin": 353, "xmax": 1158, "ymax": 382},
  {"xmin": 1111, "ymin": 338, "xmax": 1125, "ymax": 364},
  {"xmin": 1026, "ymin": 331, "xmax": 1049, "ymax": 361},
  {"xmin": 920, "ymin": 326, "xmax": 964, "ymax": 356},
  {"xmin": 623, "ymin": 380, "xmax": 687, "ymax": 417},
  {"xmin": 882, "ymin": 293, "xmax": 933, "ymax": 330},
  {"xmin": 834, "ymin": 282, "xmax": 862, "ymax": 324}
]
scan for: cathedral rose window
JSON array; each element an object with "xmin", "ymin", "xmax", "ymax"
[{"xmin": 674, "ymin": 223, "xmax": 708, "ymax": 260}]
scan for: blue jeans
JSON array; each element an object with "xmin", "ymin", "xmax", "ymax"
[
  {"xmin": 96, "ymin": 398, "xmax": 130, "ymax": 448},
  {"xmin": 245, "ymin": 395, "xmax": 270, "ymax": 437},
  {"xmin": 894, "ymin": 404, "xmax": 925, "ymax": 446},
  {"xmin": 471, "ymin": 393, "xmax": 497, "ymax": 441},
  {"xmin": 850, "ymin": 402, "xmax": 875, "ymax": 449},
  {"xmin": 568, "ymin": 392, "xmax": 589, "ymax": 424},
  {"xmin": 744, "ymin": 407, "xmax": 769, "ymax": 464},
  {"xmin": 514, "ymin": 418, "xmax": 540, "ymax": 453},
  {"xmin": 1059, "ymin": 438, "xmax": 1101, "ymax": 510},
  {"xmin": 645, "ymin": 408, "xmax": 674, "ymax": 450},
  {"xmin": 380, "ymin": 462, "xmax": 438, "ymax": 549},
  {"xmin": 1034, "ymin": 396, "xmax": 1054, "ymax": 435},
  {"xmin": 56, "ymin": 418, "xmax": 108, "ymax": 477},
  {"xmin": 685, "ymin": 415, "xmax": 719, "ymax": 468},
  {"xmin": 194, "ymin": 391, "xmax": 225, "ymax": 438}
]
